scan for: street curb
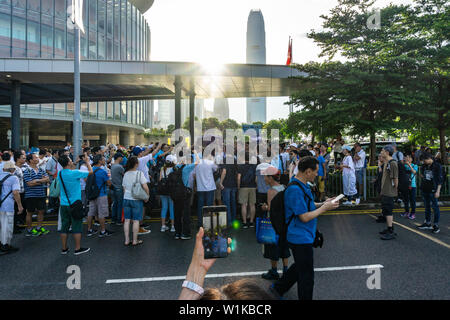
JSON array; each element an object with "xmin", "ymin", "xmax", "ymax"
[{"xmin": 334, "ymin": 201, "xmax": 450, "ymax": 210}]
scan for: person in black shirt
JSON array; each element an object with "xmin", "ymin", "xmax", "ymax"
[
  {"xmin": 237, "ymin": 156, "xmax": 257, "ymax": 229},
  {"xmin": 417, "ymin": 153, "xmax": 443, "ymax": 234},
  {"xmin": 219, "ymin": 155, "xmax": 238, "ymax": 225}
]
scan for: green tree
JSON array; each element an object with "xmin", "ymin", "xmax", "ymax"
[{"xmin": 220, "ymin": 119, "xmax": 241, "ymax": 130}]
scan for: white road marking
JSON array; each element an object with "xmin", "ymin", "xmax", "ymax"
[{"xmin": 105, "ymin": 264, "xmax": 384, "ymax": 284}]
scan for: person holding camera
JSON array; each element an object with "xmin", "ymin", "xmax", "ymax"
[
  {"xmin": 270, "ymin": 156, "xmax": 339, "ymax": 300},
  {"xmin": 58, "ymin": 154, "xmax": 93, "ymax": 255}
]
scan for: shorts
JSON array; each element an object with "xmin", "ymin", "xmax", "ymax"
[
  {"xmin": 263, "ymin": 242, "xmax": 291, "ymax": 260},
  {"xmin": 88, "ymin": 195, "xmax": 109, "ymax": 219},
  {"xmin": 317, "ymin": 176, "xmax": 325, "ymax": 193},
  {"xmin": 381, "ymin": 196, "xmax": 394, "ymax": 217},
  {"xmin": 123, "ymin": 199, "xmax": 144, "ymax": 221},
  {"xmin": 238, "ymin": 188, "xmax": 256, "ymax": 205},
  {"xmin": 25, "ymin": 197, "xmax": 46, "ymax": 212},
  {"xmin": 355, "ymin": 169, "xmax": 364, "ymax": 185},
  {"xmin": 59, "ymin": 206, "xmax": 83, "ymax": 234}
]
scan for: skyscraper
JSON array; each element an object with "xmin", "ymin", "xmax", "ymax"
[
  {"xmin": 213, "ymin": 98, "xmax": 230, "ymax": 122},
  {"xmin": 246, "ymin": 9, "xmax": 267, "ymax": 124}
]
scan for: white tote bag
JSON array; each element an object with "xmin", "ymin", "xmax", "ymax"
[{"xmin": 131, "ymin": 171, "xmax": 149, "ymax": 201}]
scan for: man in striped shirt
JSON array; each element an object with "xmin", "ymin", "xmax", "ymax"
[{"xmin": 23, "ymin": 153, "xmax": 50, "ymax": 237}]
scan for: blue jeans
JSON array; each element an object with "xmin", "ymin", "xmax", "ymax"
[
  {"xmin": 111, "ymin": 187, "xmax": 124, "ymax": 223},
  {"xmin": 422, "ymin": 192, "xmax": 440, "ymax": 225},
  {"xmin": 404, "ymin": 187, "xmax": 416, "ymax": 214},
  {"xmin": 123, "ymin": 199, "xmax": 144, "ymax": 221},
  {"xmin": 160, "ymin": 195, "xmax": 174, "ymax": 220},
  {"xmin": 222, "ymin": 187, "xmax": 237, "ymax": 224},
  {"xmin": 197, "ymin": 190, "xmax": 215, "ymax": 228}
]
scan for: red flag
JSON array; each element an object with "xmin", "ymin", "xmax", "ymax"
[{"xmin": 286, "ymin": 37, "xmax": 292, "ymax": 65}]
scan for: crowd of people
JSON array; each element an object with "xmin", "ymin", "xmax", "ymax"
[{"xmin": 0, "ymin": 138, "xmax": 447, "ymax": 300}]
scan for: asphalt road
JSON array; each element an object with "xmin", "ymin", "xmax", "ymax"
[{"xmin": 0, "ymin": 208, "xmax": 449, "ymax": 300}]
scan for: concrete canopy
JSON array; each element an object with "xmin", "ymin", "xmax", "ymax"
[{"xmin": 0, "ymin": 59, "xmax": 305, "ymax": 105}]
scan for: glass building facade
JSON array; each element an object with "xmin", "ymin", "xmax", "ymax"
[{"xmin": 0, "ymin": 0, "xmax": 152, "ymax": 130}]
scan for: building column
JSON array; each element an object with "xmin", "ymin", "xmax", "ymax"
[
  {"xmin": 29, "ymin": 131, "xmax": 39, "ymax": 147},
  {"xmin": 174, "ymin": 76, "xmax": 182, "ymax": 131},
  {"xmin": 189, "ymin": 80, "xmax": 195, "ymax": 148},
  {"xmin": 119, "ymin": 130, "xmax": 130, "ymax": 147},
  {"xmin": 11, "ymin": 81, "xmax": 21, "ymax": 151}
]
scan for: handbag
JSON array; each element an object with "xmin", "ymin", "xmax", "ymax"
[
  {"xmin": 49, "ymin": 178, "xmax": 60, "ymax": 198},
  {"xmin": 59, "ymin": 172, "xmax": 84, "ymax": 220},
  {"xmin": 131, "ymin": 171, "xmax": 149, "ymax": 201},
  {"xmin": 256, "ymin": 216, "xmax": 278, "ymax": 245}
]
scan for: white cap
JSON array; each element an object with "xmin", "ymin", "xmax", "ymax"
[
  {"xmin": 166, "ymin": 154, "xmax": 177, "ymax": 164},
  {"xmin": 256, "ymin": 163, "xmax": 271, "ymax": 172},
  {"xmin": 289, "ymin": 143, "xmax": 298, "ymax": 148}
]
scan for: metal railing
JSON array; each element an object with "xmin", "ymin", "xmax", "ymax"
[{"xmin": 326, "ymin": 165, "xmax": 450, "ymax": 200}]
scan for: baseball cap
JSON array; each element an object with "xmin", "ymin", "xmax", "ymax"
[
  {"xmin": 132, "ymin": 146, "xmax": 144, "ymax": 156},
  {"xmin": 256, "ymin": 163, "xmax": 271, "ymax": 172},
  {"xmin": 165, "ymin": 154, "xmax": 177, "ymax": 164},
  {"xmin": 113, "ymin": 153, "xmax": 123, "ymax": 160},
  {"xmin": 383, "ymin": 145, "xmax": 395, "ymax": 155},
  {"xmin": 289, "ymin": 143, "xmax": 298, "ymax": 148},
  {"xmin": 342, "ymin": 145, "xmax": 352, "ymax": 152}
]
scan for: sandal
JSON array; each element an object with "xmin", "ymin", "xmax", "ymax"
[
  {"xmin": 124, "ymin": 242, "xmax": 131, "ymax": 247},
  {"xmin": 132, "ymin": 240, "xmax": 143, "ymax": 246}
]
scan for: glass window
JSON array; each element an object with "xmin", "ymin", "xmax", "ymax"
[
  {"xmin": 120, "ymin": 101, "xmax": 126, "ymax": 122},
  {"xmin": 67, "ymin": 31, "xmax": 74, "ymax": 58},
  {"xmin": 41, "ymin": 0, "xmax": 54, "ymax": 16},
  {"xmin": 121, "ymin": 0, "xmax": 126, "ymax": 60},
  {"xmin": 66, "ymin": 102, "xmax": 74, "ymax": 115},
  {"xmin": 27, "ymin": 0, "xmax": 40, "ymax": 12},
  {"xmin": 98, "ymin": 0, "xmax": 105, "ymax": 33},
  {"xmin": 41, "ymin": 15, "xmax": 53, "ymax": 58},
  {"xmin": 81, "ymin": 102, "xmax": 88, "ymax": 117},
  {"xmin": 113, "ymin": 101, "xmax": 120, "ymax": 120},
  {"xmin": 12, "ymin": 0, "xmax": 26, "ymax": 18},
  {"xmin": 0, "ymin": 0, "xmax": 11, "ymax": 13},
  {"xmin": 12, "ymin": 16, "xmax": 26, "ymax": 57},
  {"xmin": 126, "ymin": 2, "xmax": 131, "ymax": 60},
  {"xmin": 81, "ymin": 33, "xmax": 88, "ymax": 59},
  {"xmin": 89, "ymin": 102, "xmax": 98, "ymax": 118},
  {"xmin": 54, "ymin": 19, "xmax": 66, "ymax": 58},
  {"xmin": 113, "ymin": 0, "xmax": 119, "ymax": 42},
  {"xmin": 107, "ymin": 0, "xmax": 113, "ymax": 37},
  {"xmin": 54, "ymin": 103, "xmax": 66, "ymax": 117},
  {"xmin": 107, "ymin": 38, "xmax": 112, "ymax": 59},
  {"xmin": 89, "ymin": 0, "xmax": 97, "ymax": 31},
  {"xmin": 0, "ymin": 13, "xmax": 11, "ymax": 57},
  {"xmin": 98, "ymin": 101, "xmax": 105, "ymax": 120},
  {"xmin": 40, "ymin": 104, "xmax": 53, "ymax": 116},
  {"xmin": 127, "ymin": 101, "xmax": 131, "ymax": 123},
  {"xmin": 27, "ymin": 20, "xmax": 40, "ymax": 57},
  {"xmin": 107, "ymin": 101, "xmax": 113, "ymax": 120},
  {"xmin": 55, "ymin": 0, "xmax": 65, "ymax": 20},
  {"xmin": 89, "ymin": 30, "xmax": 96, "ymax": 59},
  {"xmin": 98, "ymin": 33, "xmax": 105, "ymax": 59}
]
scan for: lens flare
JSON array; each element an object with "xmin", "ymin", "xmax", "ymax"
[{"xmin": 232, "ymin": 220, "xmax": 241, "ymax": 230}]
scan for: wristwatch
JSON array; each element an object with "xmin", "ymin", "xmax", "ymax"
[{"xmin": 182, "ymin": 280, "xmax": 204, "ymax": 296}]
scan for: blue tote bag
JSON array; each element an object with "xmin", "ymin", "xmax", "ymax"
[{"xmin": 256, "ymin": 217, "xmax": 278, "ymax": 245}]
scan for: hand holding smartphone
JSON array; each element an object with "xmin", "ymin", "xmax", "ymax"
[
  {"xmin": 202, "ymin": 206, "xmax": 230, "ymax": 259},
  {"xmin": 332, "ymin": 194, "xmax": 345, "ymax": 204}
]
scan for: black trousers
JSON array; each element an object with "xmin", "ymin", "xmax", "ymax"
[
  {"xmin": 273, "ymin": 243, "xmax": 314, "ymax": 300},
  {"xmin": 174, "ymin": 193, "xmax": 192, "ymax": 236}
]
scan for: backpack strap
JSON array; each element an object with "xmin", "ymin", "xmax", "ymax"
[
  {"xmin": 285, "ymin": 180, "xmax": 313, "ymax": 228},
  {"xmin": 0, "ymin": 174, "xmax": 13, "ymax": 206}
]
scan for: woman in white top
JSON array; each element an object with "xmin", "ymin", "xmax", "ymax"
[
  {"xmin": 340, "ymin": 146, "xmax": 357, "ymax": 205},
  {"xmin": 122, "ymin": 156, "xmax": 149, "ymax": 246}
]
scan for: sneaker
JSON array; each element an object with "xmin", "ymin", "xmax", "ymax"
[
  {"xmin": 94, "ymin": 222, "xmax": 100, "ymax": 227},
  {"xmin": 408, "ymin": 213, "xmax": 416, "ymax": 220},
  {"xmin": 249, "ymin": 222, "xmax": 254, "ymax": 228},
  {"xmin": 98, "ymin": 230, "xmax": 113, "ymax": 237},
  {"xmin": 380, "ymin": 231, "xmax": 396, "ymax": 240},
  {"xmin": 30, "ymin": 228, "xmax": 41, "ymax": 237},
  {"xmin": 139, "ymin": 227, "xmax": 151, "ymax": 235},
  {"xmin": 375, "ymin": 216, "xmax": 386, "ymax": 223},
  {"xmin": 342, "ymin": 201, "xmax": 352, "ymax": 206},
  {"xmin": 174, "ymin": 234, "xmax": 181, "ymax": 240},
  {"xmin": 61, "ymin": 248, "xmax": 69, "ymax": 255},
  {"xmin": 242, "ymin": 223, "xmax": 249, "ymax": 229},
  {"xmin": 379, "ymin": 229, "xmax": 396, "ymax": 235},
  {"xmin": 400, "ymin": 212, "xmax": 409, "ymax": 218},
  {"xmin": 87, "ymin": 229, "xmax": 98, "ymax": 237},
  {"xmin": 417, "ymin": 223, "xmax": 432, "ymax": 230},
  {"xmin": 115, "ymin": 222, "xmax": 123, "ymax": 226},
  {"xmin": 160, "ymin": 225, "xmax": 168, "ymax": 232},
  {"xmin": 355, "ymin": 198, "xmax": 361, "ymax": 205},
  {"xmin": 142, "ymin": 223, "xmax": 151, "ymax": 229},
  {"xmin": 170, "ymin": 225, "xmax": 176, "ymax": 233},
  {"xmin": 74, "ymin": 247, "xmax": 90, "ymax": 256},
  {"xmin": 38, "ymin": 227, "xmax": 50, "ymax": 235},
  {"xmin": 1, "ymin": 244, "xmax": 19, "ymax": 254},
  {"xmin": 262, "ymin": 270, "xmax": 280, "ymax": 281},
  {"xmin": 432, "ymin": 225, "xmax": 440, "ymax": 234},
  {"xmin": 181, "ymin": 234, "xmax": 192, "ymax": 240}
]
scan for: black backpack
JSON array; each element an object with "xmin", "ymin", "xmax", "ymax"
[
  {"xmin": 168, "ymin": 165, "xmax": 192, "ymax": 201},
  {"xmin": 388, "ymin": 159, "xmax": 408, "ymax": 193},
  {"xmin": 0, "ymin": 174, "xmax": 12, "ymax": 206},
  {"xmin": 270, "ymin": 180, "xmax": 323, "ymax": 248},
  {"xmin": 157, "ymin": 168, "xmax": 171, "ymax": 196},
  {"xmin": 86, "ymin": 168, "xmax": 105, "ymax": 201}
]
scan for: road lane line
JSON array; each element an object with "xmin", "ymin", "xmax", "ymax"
[
  {"xmin": 368, "ymin": 214, "xmax": 450, "ymax": 249},
  {"xmin": 105, "ymin": 264, "xmax": 384, "ymax": 284}
]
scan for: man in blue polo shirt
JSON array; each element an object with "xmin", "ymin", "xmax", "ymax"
[{"xmin": 271, "ymin": 156, "xmax": 339, "ymax": 300}]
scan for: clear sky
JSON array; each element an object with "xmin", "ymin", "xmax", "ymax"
[{"xmin": 145, "ymin": 0, "xmax": 413, "ymax": 124}]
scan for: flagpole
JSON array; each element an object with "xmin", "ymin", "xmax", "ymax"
[{"xmin": 73, "ymin": 1, "xmax": 82, "ymax": 160}]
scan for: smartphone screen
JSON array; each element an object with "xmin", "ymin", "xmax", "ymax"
[{"xmin": 202, "ymin": 206, "xmax": 228, "ymax": 259}]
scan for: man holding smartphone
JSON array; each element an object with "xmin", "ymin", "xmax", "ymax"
[{"xmin": 270, "ymin": 157, "xmax": 339, "ymax": 300}]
